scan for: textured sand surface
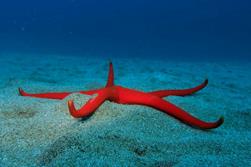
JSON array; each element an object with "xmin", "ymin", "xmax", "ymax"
[{"xmin": 0, "ymin": 53, "xmax": 251, "ymax": 166}]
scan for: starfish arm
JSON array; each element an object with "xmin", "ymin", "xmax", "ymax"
[
  {"xmin": 68, "ymin": 90, "xmax": 109, "ymax": 118},
  {"xmin": 148, "ymin": 97, "xmax": 223, "ymax": 129},
  {"xmin": 18, "ymin": 88, "xmax": 72, "ymax": 100},
  {"xmin": 19, "ymin": 88, "xmax": 100, "ymax": 100},
  {"xmin": 105, "ymin": 62, "xmax": 114, "ymax": 87},
  {"xmin": 148, "ymin": 79, "xmax": 208, "ymax": 97},
  {"xmin": 119, "ymin": 89, "xmax": 223, "ymax": 129}
]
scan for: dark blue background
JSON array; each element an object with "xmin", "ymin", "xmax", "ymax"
[{"xmin": 0, "ymin": 0, "xmax": 250, "ymax": 61}]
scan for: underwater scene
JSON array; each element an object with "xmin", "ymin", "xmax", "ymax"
[{"xmin": 0, "ymin": 0, "xmax": 251, "ymax": 166}]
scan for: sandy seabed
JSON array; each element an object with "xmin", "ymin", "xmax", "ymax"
[{"xmin": 0, "ymin": 53, "xmax": 250, "ymax": 166}]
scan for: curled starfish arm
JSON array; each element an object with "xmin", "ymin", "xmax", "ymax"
[
  {"xmin": 148, "ymin": 79, "xmax": 208, "ymax": 97},
  {"xmin": 18, "ymin": 88, "xmax": 72, "ymax": 100},
  {"xmin": 68, "ymin": 90, "xmax": 109, "ymax": 118}
]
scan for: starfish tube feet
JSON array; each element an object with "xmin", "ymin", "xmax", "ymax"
[{"xmin": 149, "ymin": 79, "xmax": 208, "ymax": 97}]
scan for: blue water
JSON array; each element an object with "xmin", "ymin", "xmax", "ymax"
[
  {"xmin": 0, "ymin": 0, "xmax": 250, "ymax": 61},
  {"xmin": 1, "ymin": 1, "xmax": 251, "ymax": 166}
]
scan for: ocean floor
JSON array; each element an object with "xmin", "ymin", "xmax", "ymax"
[{"xmin": 0, "ymin": 53, "xmax": 251, "ymax": 166}]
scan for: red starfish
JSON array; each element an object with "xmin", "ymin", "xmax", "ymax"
[{"xmin": 19, "ymin": 62, "xmax": 223, "ymax": 129}]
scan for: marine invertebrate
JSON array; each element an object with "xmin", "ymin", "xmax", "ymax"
[{"xmin": 19, "ymin": 62, "xmax": 223, "ymax": 129}]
